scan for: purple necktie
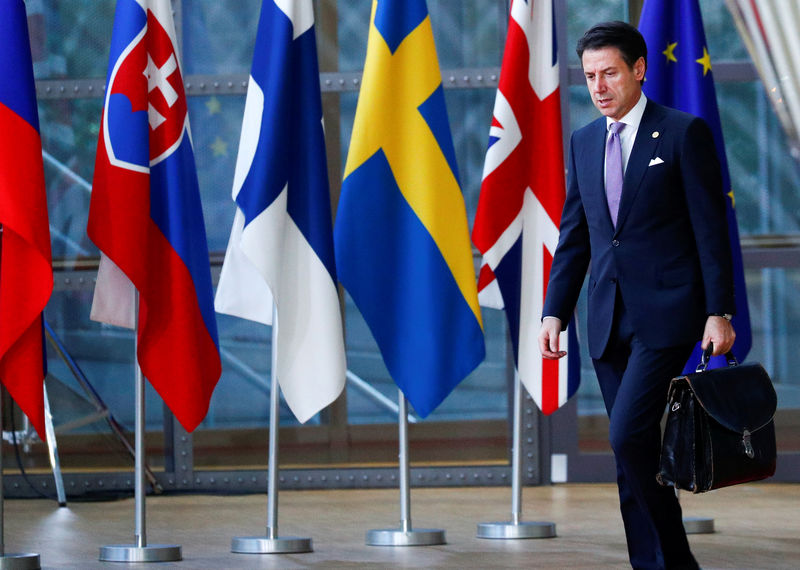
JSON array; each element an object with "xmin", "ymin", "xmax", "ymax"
[{"xmin": 605, "ymin": 121, "xmax": 625, "ymax": 227}]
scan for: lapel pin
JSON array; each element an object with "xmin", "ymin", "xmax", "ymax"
[{"xmin": 652, "ymin": 131, "xmax": 660, "ymax": 138}]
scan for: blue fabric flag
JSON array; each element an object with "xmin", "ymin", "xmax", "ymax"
[
  {"xmin": 334, "ymin": 0, "xmax": 485, "ymax": 417},
  {"xmin": 89, "ymin": 0, "xmax": 221, "ymax": 432},
  {"xmin": 215, "ymin": 0, "xmax": 345, "ymax": 423},
  {"xmin": 639, "ymin": 0, "xmax": 752, "ymax": 369}
]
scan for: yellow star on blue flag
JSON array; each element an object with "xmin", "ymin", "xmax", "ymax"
[
  {"xmin": 695, "ymin": 46, "xmax": 712, "ymax": 76},
  {"xmin": 210, "ymin": 136, "xmax": 227, "ymax": 157},
  {"xmin": 663, "ymin": 41, "xmax": 678, "ymax": 63},
  {"xmin": 205, "ymin": 96, "xmax": 221, "ymax": 115}
]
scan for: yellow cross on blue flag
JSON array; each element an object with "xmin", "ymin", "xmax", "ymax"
[{"xmin": 334, "ymin": 0, "xmax": 485, "ymax": 417}]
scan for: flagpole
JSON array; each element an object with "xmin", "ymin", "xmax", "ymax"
[
  {"xmin": 231, "ymin": 304, "xmax": 312, "ymax": 554},
  {"xmin": 677, "ymin": 489, "xmax": 715, "ymax": 534},
  {"xmin": 99, "ymin": 292, "xmax": 181, "ymax": 563},
  {"xmin": 0, "ymin": 394, "xmax": 41, "ymax": 568},
  {"xmin": 477, "ymin": 372, "xmax": 556, "ymax": 539},
  {"xmin": 0, "ymin": 225, "xmax": 40, "ymax": 568},
  {"xmin": 365, "ymin": 390, "xmax": 445, "ymax": 547}
]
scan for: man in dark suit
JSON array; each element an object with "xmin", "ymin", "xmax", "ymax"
[{"xmin": 538, "ymin": 21, "xmax": 736, "ymax": 569}]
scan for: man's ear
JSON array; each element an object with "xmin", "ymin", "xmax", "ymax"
[{"xmin": 634, "ymin": 56, "xmax": 646, "ymax": 81}]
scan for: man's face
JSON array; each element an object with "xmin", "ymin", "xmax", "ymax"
[{"xmin": 581, "ymin": 46, "xmax": 645, "ymax": 121}]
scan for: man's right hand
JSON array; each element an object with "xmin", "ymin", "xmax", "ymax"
[{"xmin": 538, "ymin": 317, "xmax": 567, "ymax": 360}]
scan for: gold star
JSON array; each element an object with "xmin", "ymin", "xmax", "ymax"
[
  {"xmin": 728, "ymin": 189, "xmax": 735, "ymax": 208},
  {"xmin": 662, "ymin": 42, "xmax": 678, "ymax": 63},
  {"xmin": 696, "ymin": 46, "xmax": 712, "ymax": 76},
  {"xmin": 205, "ymin": 96, "xmax": 221, "ymax": 115},
  {"xmin": 210, "ymin": 136, "xmax": 228, "ymax": 157}
]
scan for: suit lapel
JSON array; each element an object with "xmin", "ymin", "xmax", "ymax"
[
  {"xmin": 615, "ymin": 101, "xmax": 666, "ymax": 234},
  {"xmin": 584, "ymin": 119, "xmax": 613, "ymax": 230}
]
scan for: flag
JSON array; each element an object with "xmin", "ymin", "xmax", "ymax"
[
  {"xmin": 639, "ymin": 0, "xmax": 752, "ymax": 370},
  {"xmin": 88, "ymin": 0, "xmax": 221, "ymax": 432},
  {"xmin": 472, "ymin": 0, "xmax": 579, "ymax": 415},
  {"xmin": 727, "ymin": 0, "xmax": 800, "ymax": 157},
  {"xmin": 334, "ymin": 0, "xmax": 485, "ymax": 418},
  {"xmin": 215, "ymin": 0, "xmax": 345, "ymax": 423},
  {"xmin": 0, "ymin": 0, "xmax": 53, "ymax": 439}
]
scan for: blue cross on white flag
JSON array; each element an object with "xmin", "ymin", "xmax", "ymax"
[{"xmin": 215, "ymin": 0, "xmax": 345, "ymax": 423}]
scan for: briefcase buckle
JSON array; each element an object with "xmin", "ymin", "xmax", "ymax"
[{"xmin": 743, "ymin": 429, "xmax": 754, "ymax": 459}]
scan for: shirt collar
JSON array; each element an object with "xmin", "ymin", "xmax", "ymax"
[{"xmin": 607, "ymin": 93, "xmax": 647, "ymax": 132}]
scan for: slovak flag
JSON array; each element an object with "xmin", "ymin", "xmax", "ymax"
[
  {"xmin": 88, "ymin": 0, "xmax": 221, "ymax": 432},
  {"xmin": 472, "ymin": 0, "xmax": 579, "ymax": 415},
  {"xmin": 214, "ymin": 0, "xmax": 345, "ymax": 423},
  {"xmin": 0, "ymin": 0, "xmax": 53, "ymax": 439}
]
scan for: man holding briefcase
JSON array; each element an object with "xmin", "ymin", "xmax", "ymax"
[{"xmin": 538, "ymin": 21, "xmax": 736, "ymax": 569}]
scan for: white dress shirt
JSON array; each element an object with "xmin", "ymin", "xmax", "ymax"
[{"xmin": 605, "ymin": 92, "xmax": 647, "ymax": 184}]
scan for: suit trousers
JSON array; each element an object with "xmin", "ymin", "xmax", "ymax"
[{"xmin": 592, "ymin": 293, "xmax": 699, "ymax": 570}]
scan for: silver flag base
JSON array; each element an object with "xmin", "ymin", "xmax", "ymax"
[
  {"xmin": 683, "ymin": 516, "xmax": 715, "ymax": 534},
  {"xmin": 231, "ymin": 536, "xmax": 312, "ymax": 554},
  {"xmin": 99, "ymin": 544, "xmax": 182, "ymax": 562},
  {"xmin": 366, "ymin": 528, "xmax": 445, "ymax": 546},
  {"xmin": 477, "ymin": 520, "xmax": 557, "ymax": 539},
  {"xmin": 0, "ymin": 553, "xmax": 40, "ymax": 569}
]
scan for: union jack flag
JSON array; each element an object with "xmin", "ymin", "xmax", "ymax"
[{"xmin": 472, "ymin": 0, "xmax": 579, "ymax": 414}]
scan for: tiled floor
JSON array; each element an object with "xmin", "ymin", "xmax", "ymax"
[{"xmin": 3, "ymin": 483, "xmax": 797, "ymax": 568}]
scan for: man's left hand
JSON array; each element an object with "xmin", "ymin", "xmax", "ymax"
[{"xmin": 702, "ymin": 316, "xmax": 736, "ymax": 355}]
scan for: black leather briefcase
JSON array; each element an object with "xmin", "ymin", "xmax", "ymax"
[{"xmin": 657, "ymin": 346, "xmax": 777, "ymax": 493}]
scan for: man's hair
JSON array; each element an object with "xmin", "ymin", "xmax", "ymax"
[{"xmin": 576, "ymin": 21, "xmax": 647, "ymax": 71}]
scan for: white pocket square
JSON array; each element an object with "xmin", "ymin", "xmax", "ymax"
[{"xmin": 649, "ymin": 157, "xmax": 664, "ymax": 166}]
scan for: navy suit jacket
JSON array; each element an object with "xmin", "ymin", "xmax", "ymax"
[{"xmin": 543, "ymin": 99, "xmax": 735, "ymax": 359}]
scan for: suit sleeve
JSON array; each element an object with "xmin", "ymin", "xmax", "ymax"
[
  {"xmin": 542, "ymin": 133, "xmax": 591, "ymax": 327},
  {"xmin": 680, "ymin": 117, "xmax": 736, "ymax": 316}
]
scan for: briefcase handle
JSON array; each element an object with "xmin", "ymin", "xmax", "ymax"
[{"xmin": 695, "ymin": 342, "xmax": 738, "ymax": 373}]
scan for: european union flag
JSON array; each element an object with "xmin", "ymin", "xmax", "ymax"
[
  {"xmin": 639, "ymin": 0, "xmax": 752, "ymax": 368},
  {"xmin": 334, "ymin": 0, "xmax": 485, "ymax": 417}
]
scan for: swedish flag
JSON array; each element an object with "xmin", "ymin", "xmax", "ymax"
[
  {"xmin": 334, "ymin": 0, "xmax": 485, "ymax": 417},
  {"xmin": 639, "ymin": 0, "xmax": 752, "ymax": 369}
]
